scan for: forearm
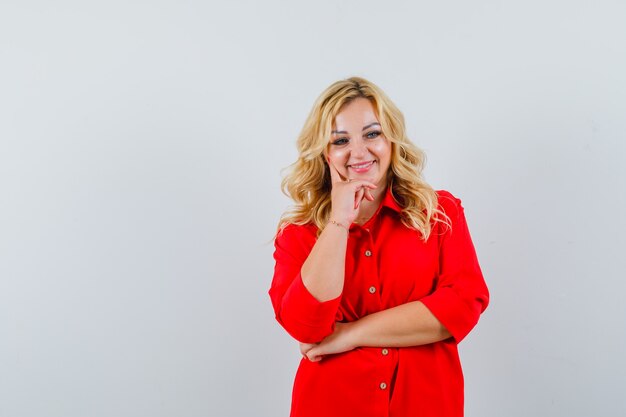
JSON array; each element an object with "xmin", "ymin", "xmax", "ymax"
[
  {"xmin": 351, "ymin": 301, "xmax": 451, "ymax": 347},
  {"xmin": 300, "ymin": 223, "xmax": 348, "ymax": 302},
  {"xmin": 302, "ymin": 300, "xmax": 452, "ymax": 361}
]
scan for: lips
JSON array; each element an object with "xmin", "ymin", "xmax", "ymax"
[
  {"xmin": 347, "ymin": 160, "xmax": 376, "ymax": 173},
  {"xmin": 348, "ymin": 160, "xmax": 375, "ymax": 169}
]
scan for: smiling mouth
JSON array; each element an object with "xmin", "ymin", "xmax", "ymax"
[{"xmin": 348, "ymin": 160, "xmax": 376, "ymax": 169}]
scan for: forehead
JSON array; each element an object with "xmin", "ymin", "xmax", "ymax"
[{"xmin": 332, "ymin": 98, "xmax": 378, "ymax": 129}]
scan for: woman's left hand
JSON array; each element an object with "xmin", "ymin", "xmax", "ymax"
[{"xmin": 299, "ymin": 322, "xmax": 357, "ymax": 362}]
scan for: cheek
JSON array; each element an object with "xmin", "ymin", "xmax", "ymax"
[
  {"xmin": 328, "ymin": 148, "xmax": 349, "ymax": 164},
  {"xmin": 370, "ymin": 140, "xmax": 392, "ymax": 161}
]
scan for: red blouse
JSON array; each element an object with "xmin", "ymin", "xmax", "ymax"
[{"xmin": 269, "ymin": 189, "xmax": 489, "ymax": 417}]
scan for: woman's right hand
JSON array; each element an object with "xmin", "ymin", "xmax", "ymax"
[{"xmin": 327, "ymin": 157, "xmax": 377, "ymax": 226}]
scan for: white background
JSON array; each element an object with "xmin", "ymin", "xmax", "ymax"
[{"xmin": 1, "ymin": 1, "xmax": 625, "ymax": 416}]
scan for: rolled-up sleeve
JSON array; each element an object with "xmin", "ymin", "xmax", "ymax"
[
  {"xmin": 420, "ymin": 191, "xmax": 490, "ymax": 343},
  {"xmin": 268, "ymin": 224, "xmax": 342, "ymax": 343}
]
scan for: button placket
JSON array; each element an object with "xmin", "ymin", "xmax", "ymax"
[{"xmin": 364, "ymin": 239, "xmax": 376, "ymax": 295}]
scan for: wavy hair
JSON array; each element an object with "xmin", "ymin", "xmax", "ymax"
[{"xmin": 278, "ymin": 76, "xmax": 449, "ymax": 240}]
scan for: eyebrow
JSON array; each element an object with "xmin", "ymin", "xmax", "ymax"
[{"xmin": 331, "ymin": 122, "xmax": 380, "ymax": 135}]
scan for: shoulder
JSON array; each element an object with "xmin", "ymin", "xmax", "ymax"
[
  {"xmin": 274, "ymin": 222, "xmax": 318, "ymax": 245},
  {"xmin": 436, "ymin": 189, "xmax": 462, "ymax": 208},
  {"xmin": 273, "ymin": 222, "xmax": 318, "ymax": 261},
  {"xmin": 435, "ymin": 189, "xmax": 465, "ymax": 220}
]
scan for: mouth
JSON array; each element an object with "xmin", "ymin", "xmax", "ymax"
[{"xmin": 347, "ymin": 160, "xmax": 376, "ymax": 172}]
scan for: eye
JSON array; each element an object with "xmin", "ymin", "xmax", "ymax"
[
  {"xmin": 366, "ymin": 130, "xmax": 381, "ymax": 139},
  {"xmin": 331, "ymin": 138, "xmax": 349, "ymax": 146}
]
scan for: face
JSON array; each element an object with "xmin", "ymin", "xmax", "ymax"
[{"xmin": 327, "ymin": 97, "xmax": 391, "ymax": 187}]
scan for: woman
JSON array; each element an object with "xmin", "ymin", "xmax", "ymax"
[{"xmin": 269, "ymin": 76, "xmax": 489, "ymax": 417}]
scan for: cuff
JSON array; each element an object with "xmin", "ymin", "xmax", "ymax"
[
  {"xmin": 420, "ymin": 287, "xmax": 484, "ymax": 343},
  {"xmin": 279, "ymin": 273, "xmax": 342, "ymax": 343}
]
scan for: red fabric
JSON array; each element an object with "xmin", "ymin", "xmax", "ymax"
[{"xmin": 269, "ymin": 189, "xmax": 489, "ymax": 417}]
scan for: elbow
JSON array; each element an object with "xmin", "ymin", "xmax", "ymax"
[
  {"xmin": 420, "ymin": 289, "xmax": 487, "ymax": 344},
  {"xmin": 276, "ymin": 314, "xmax": 334, "ymax": 344},
  {"xmin": 271, "ymin": 276, "xmax": 342, "ymax": 343}
]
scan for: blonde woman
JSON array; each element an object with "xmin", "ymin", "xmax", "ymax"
[{"xmin": 269, "ymin": 77, "xmax": 489, "ymax": 417}]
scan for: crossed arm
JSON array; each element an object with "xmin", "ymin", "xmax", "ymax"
[{"xmin": 300, "ymin": 300, "xmax": 451, "ymax": 362}]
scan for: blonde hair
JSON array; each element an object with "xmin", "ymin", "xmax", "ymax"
[{"xmin": 278, "ymin": 76, "xmax": 449, "ymax": 240}]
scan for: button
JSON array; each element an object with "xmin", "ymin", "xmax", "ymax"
[
  {"xmin": 368, "ymin": 286, "xmax": 376, "ymax": 294},
  {"xmin": 379, "ymin": 382, "xmax": 387, "ymax": 390},
  {"xmin": 365, "ymin": 250, "xmax": 372, "ymax": 257},
  {"xmin": 381, "ymin": 348, "xmax": 389, "ymax": 355}
]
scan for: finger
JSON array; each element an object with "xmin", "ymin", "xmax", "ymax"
[
  {"xmin": 327, "ymin": 157, "xmax": 346, "ymax": 185},
  {"xmin": 348, "ymin": 180, "xmax": 378, "ymax": 190},
  {"xmin": 354, "ymin": 187, "xmax": 365, "ymax": 209},
  {"xmin": 359, "ymin": 187, "xmax": 370, "ymax": 204},
  {"xmin": 306, "ymin": 347, "xmax": 323, "ymax": 362},
  {"xmin": 299, "ymin": 343, "xmax": 316, "ymax": 356},
  {"xmin": 364, "ymin": 188, "xmax": 375, "ymax": 201}
]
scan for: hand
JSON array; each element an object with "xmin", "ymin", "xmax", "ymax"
[
  {"xmin": 299, "ymin": 342, "xmax": 317, "ymax": 357},
  {"xmin": 302, "ymin": 322, "xmax": 357, "ymax": 362},
  {"xmin": 327, "ymin": 157, "xmax": 377, "ymax": 226}
]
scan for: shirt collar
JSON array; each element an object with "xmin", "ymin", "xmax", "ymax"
[{"xmin": 381, "ymin": 186, "xmax": 402, "ymax": 213}]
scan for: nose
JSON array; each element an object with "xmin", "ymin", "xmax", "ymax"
[{"xmin": 350, "ymin": 138, "xmax": 369, "ymax": 159}]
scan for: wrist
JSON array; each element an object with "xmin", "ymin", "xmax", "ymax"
[
  {"xmin": 329, "ymin": 211, "xmax": 352, "ymax": 226},
  {"xmin": 327, "ymin": 218, "xmax": 349, "ymax": 231},
  {"xmin": 343, "ymin": 320, "xmax": 362, "ymax": 349}
]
